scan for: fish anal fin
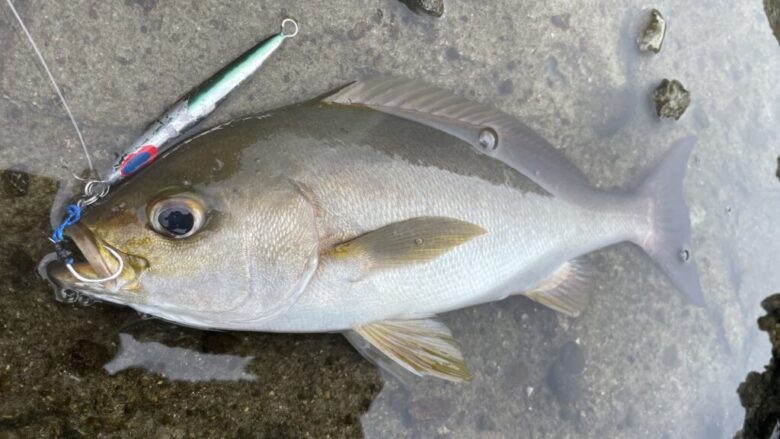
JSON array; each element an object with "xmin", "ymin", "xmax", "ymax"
[
  {"xmin": 524, "ymin": 259, "xmax": 591, "ymax": 317},
  {"xmin": 330, "ymin": 216, "xmax": 485, "ymax": 271},
  {"xmin": 351, "ymin": 318, "xmax": 471, "ymax": 382}
]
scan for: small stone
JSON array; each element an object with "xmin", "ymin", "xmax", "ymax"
[
  {"xmin": 1, "ymin": 168, "xmax": 30, "ymax": 197},
  {"xmin": 399, "ymin": 0, "xmax": 444, "ymax": 17},
  {"xmin": 638, "ymin": 9, "xmax": 667, "ymax": 53},
  {"xmin": 653, "ymin": 79, "xmax": 691, "ymax": 120}
]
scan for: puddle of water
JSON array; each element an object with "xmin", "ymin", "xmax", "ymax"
[
  {"xmin": 104, "ymin": 333, "xmax": 257, "ymax": 382},
  {"xmin": 1, "ymin": 0, "xmax": 780, "ymax": 437}
]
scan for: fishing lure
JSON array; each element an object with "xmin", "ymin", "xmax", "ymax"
[
  {"xmin": 107, "ymin": 18, "xmax": 298, "ymax": 185},
  {"xmin": 6, "ymin": 0, "xmax": 299, "ymax": 284}
]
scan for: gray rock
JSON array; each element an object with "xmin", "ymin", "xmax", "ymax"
[
  {"xmin": 653, "ymin": 79, "xmax": 691, "ymax": 120},
  {"xmin": 638, "ymin": 9, "xmax": 667, "ymax": 54}
]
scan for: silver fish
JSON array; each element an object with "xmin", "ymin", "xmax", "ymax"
[{"xmin": 48, "ymin": 77, "xmax": 703, "ymax": 381}]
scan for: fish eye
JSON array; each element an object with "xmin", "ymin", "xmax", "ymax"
[{"xmin": 147, "ymin": 191, "xmax": 207, "ymax": 239}]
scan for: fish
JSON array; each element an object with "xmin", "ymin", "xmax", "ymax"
[{"xmin": 47, "ymin": 77, "xmax": 703, "ymax": 382}]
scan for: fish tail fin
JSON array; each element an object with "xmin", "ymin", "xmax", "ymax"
[{"xmin": 630, "ymin": 136, "xmax": 705, "ymax": 306}]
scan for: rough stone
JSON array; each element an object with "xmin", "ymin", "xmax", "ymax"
[
  {"xmin": 638, "ymin": 9, "xmax": 666, "ymax": 53},
  {"xmin": 653, "ymin": 79, "xmax": 691, "ymax": 120}
]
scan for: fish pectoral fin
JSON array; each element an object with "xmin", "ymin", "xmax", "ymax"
[
  {"xmin": 524, "ymin": 259, "xmax": 592, "ymax": 317},
  {"xmin": 323, "ymin": 76, "xmax": 590, "ymax": 199},
  {"xmin": 350, "ymin": 318, "xmax": 471, "ymax": 382},
  {"xmin": 330, "ymin": 217, "xmax": 485, "ymax": 271}
]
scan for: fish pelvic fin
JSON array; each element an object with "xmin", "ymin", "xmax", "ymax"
[
  {"xmin": 349, "ymin": 318, "xmax": 471, "ymax": 382},
  {"xmin": 631, "ymin": 136, "xmax": 704, "ymax": 306},
  {"xmin": 330, "ymin": 217, "xmax": 485, "ymax": 271},
  {"xmin": 524, "ymin": 258, "xmax": 592, "ymax": 317}
]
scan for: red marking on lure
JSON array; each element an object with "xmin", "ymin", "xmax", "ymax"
[{"xmin": 119, "ymin": 145, "xmax": 158, "ymax": 177}]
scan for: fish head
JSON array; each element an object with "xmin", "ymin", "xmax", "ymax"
[{"xmin": 47, "ymin": 127, "xmax": 320, "ymax": 328}]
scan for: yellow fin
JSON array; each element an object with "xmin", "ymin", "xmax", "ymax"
[
  {"xmin": 331, "ymin": 216, "xmax": 485, "ymax": 270},
  {"xmin": 354, "ymin": 318, "xmax": 471, "ymax": 382},
  {"xmin": 525, "ymin": 259, "xmax": 591, "ymax": 317}
]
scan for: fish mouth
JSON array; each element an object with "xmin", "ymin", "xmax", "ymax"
[{"xmin": 46, "ymin": 223, "xmax": 146, "ymax": 296}]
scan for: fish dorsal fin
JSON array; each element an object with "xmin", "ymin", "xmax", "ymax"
[
  {"xmin": 524, "ymin": 259, "xmax": 591, "ymax": 317},
  {"xmin": 323, "ymin": 76, "xmax": 591, "ymax": 199},
  {"xmin": 330, "ymin": 216, "xmax": 485, "ymax": 272},
  {"xmin": 351, "ymin": 318, "xmax": 471, "ymax": 382}
]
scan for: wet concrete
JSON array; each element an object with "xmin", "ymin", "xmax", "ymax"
[{"xmin": 1, "ymin": 0, "xmax": 779, "ymax": 437}]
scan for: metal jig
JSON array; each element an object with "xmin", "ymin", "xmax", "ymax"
[{"xmin": 104, "ymin": 17, "xmax": 300, "ymax": 186}]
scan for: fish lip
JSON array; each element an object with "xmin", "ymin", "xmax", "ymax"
[
  {"xmin": 53, "ymin": 223, "xmax": 143, "ymax": 290},
  {"xmin": 66, "ymin": 223, "xmax": 116, "ymax": 279}
]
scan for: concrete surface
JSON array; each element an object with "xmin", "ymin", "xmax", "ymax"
[{"xmin": 1, "ymin": 0, "xmax": 780, "ymax": 437}]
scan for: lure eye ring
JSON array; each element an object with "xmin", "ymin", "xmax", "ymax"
[
  {"xmin": 281, "ymin": 18, "xmax": 299, "ymax": 38},
  {"xmin": 147, "ymin": 192, "xmax": 207, "ymax": 239}
]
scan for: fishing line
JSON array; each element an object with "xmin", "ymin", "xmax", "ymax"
[{"xmin": 5, "ymin": 0, "xmax": 96, "ymax": 177}]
